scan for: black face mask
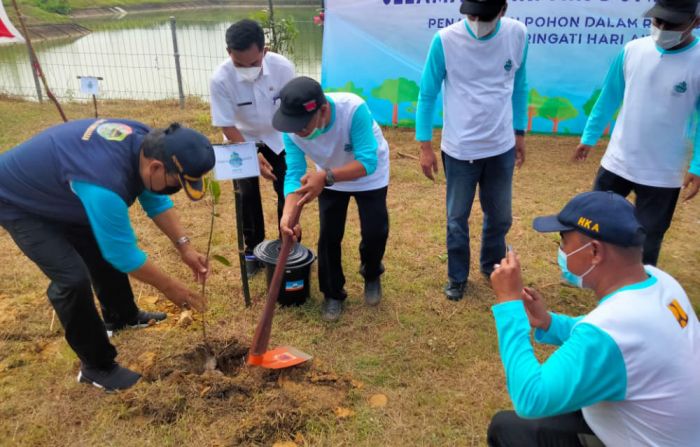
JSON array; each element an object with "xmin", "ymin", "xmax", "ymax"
[{"xmin": 149, "ymin": 166, "xmax": 182, "ymax": 195}]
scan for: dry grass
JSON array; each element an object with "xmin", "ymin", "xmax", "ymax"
[{"xmin": 0, "ymin": 98, "xmax": 698, "ymax": 446}]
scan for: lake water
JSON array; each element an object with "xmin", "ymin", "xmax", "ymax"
[{"xmin": 0, "ymin": 7, "xmax": 323, "ymax": 101}]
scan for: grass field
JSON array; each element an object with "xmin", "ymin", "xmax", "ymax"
[{"xmin": 0, "ymin": 97, "xmax": 698, "ymax": 446}]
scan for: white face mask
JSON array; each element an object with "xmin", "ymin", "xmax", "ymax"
[
  {"xmin": 236, "ymin": 66, "xmax": 262, "ymax": 82},
  {"xmin": 650, "ymin": 23, "xmax": 691, "ymax": 50},
  {"xmin": 467, "ymin": 16, "xmax": 500, "ymax": 39}
]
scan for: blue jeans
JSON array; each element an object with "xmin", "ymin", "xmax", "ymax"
[{"xmin": 442, "ymin": 149, "xmax": 515, "ymax": 283}]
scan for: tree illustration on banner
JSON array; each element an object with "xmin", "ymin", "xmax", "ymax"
[
  {"xmin": 527, "ymin": 89, "xmax": 546, "ymax": 132},
  {"xmin": 538, "ymin": 96, "xmax": 579, "ymax": 134},
  {"xmin": 583, "ymin": 89, "xmax": 618, "ymax": 136},
  {"xmin": 326, "ymin": 81, "xmax": 365, "ymax": 99},
  {"xmin": 371, "ymin": 78, "xmax": 419, "ymax": 127}
]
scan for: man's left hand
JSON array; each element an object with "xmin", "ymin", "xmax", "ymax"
[
  {"xmin": 295, "ymin": 171, "xmax": 326, "ymax": 206},
  {"xmin": 515, "ymin": 135, "xmax": 526, "ymax": 169},
  {"xmin": 179, "ymin": 245, "xmax": 209, "ymax": 284},
  {"xmin": 490, "ymin": 249, "xmax": 524, "ymax": 303},
  {"xmin": 682, "ymin": 173, "xmax": 700, "ymax": 202}
]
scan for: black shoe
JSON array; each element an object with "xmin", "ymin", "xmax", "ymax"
[
  {"xmin": 364, "ymin": 277, "xmax": 382, "ymax": 306},
  {"xmin": 245, "ymin": 254, "xmax": 261, "ymax": 278},
  {"xmin": 321, "ymin": 298, "xmax": 343, "ymax": 322},
  {"xmin": 105, "ymin": 309, "xmax": 167, "ymax": 336},
  {"xmin": 444, "ymin": 281, "xmax": 467, "ymax": 301},
  {"xmin": 77, "ymin": 363, "xmax": 141, "ymax": 392}
]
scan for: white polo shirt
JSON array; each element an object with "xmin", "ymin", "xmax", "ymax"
[{"xmin": 209, "ymin": 52, "xmax": 295, "ymax": 154}]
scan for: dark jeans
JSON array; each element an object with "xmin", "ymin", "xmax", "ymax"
[
  {"xmin": 2, "ymin": 216, "xmax": 139, "ymax": 369},
  {"xmin": 234, "ymin": 144, "xmax": 286, "ymax": 253},
  {"xmin": 318, "ymin": 186, "xmax": 389, "ymax": 300},
  {"xmin": 593, "ymin": 167, "xmax": 680, "ymax": 266},
  {"xmin": 488, "ymin": 410, "xmax": 601, "ymax": 447},
  {"xmin": 442, "ymin": 149, "xmax": 515, "ymax": 282}
]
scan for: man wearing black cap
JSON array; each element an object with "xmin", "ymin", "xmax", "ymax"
[
  {"xmin": 0, "ymin": 119, "xmax": 215, "ymax": 391},
  {"xmin": 210, "ymin": 19, "xmax": 295, "ymax": 277},
  {"xmin": 487, "ymin": 191, "xmax": 700, "ymax": 446},
  {"xmin": 416, "ymin": 0, "xmax": 529, "ymax": 301},
  {"xmin": 273, "ymin": 77, "xmax": 390, "ymax": 322},
  {"xmin": 574, "ymin": 0, "xmax": 700, "ymax": 266}
]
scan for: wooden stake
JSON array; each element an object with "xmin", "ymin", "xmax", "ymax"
[{"xmin": 11, "ymin": 0, "xmax": 68, "ymax": 122}]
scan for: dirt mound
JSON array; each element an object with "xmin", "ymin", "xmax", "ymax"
[{"xmin": 118, "ymin": 337, "xmax": 352, "ymax": 445}]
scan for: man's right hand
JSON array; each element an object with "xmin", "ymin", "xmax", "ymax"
[
  {"xmin": 419, "ymin": 141, "xmax": 439, "ymax": 180},
  {"xmin": 572, "ymin": 144, "xmax": 592, "ymax": 162},
  {"xmin": 163, "ymin": 280, "xmax": 207, "ymax": 313},
  {"xmin": 258, "ymin": 153, "xmax": 277, "ymax": 181},
  {"xmin": 280, "ymin": 211, "xmax": 302, "ymax": 241},
  {"xmin": 522, "ymin": 287, "xmax": 551, "ymax": 331}
]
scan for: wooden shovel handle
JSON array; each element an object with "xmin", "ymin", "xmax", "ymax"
[{"xmin": 249, "ymin": 203, "xmax": 304, "ymax": 358}]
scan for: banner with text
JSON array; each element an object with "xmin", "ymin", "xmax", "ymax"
[{"xmin": 322, "ymin": 0, "xmax": 698, "ymax": 135}]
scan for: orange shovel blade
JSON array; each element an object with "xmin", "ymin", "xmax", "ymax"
[{"xmin": 247, "ymin": 346, "xmax": 312, "ymax": 369}]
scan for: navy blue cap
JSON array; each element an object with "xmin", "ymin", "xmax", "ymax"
[
  {"xmin": 273, "ymin": 76, "xmax": 327, "ymax": 133},
  {"xmin": 163, "ymin": 126, "xmax": 215, "ymax": 201},
  {"xmin": 533, "ymin": 191, "xmax": 646, "ymax": 247}
]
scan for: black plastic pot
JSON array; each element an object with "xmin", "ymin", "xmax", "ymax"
[{"xmin": 253, "ymin": 240, "xmax": 316, "ymax": 306}]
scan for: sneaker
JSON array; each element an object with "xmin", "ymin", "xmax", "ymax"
[
  {"xmin": 321, "ymin": 298, "xmax": 343, "ymax": 322},
  {"xmin": 364, "ymin": 277, "xmax": 382, "ymax": 306},
  {"xmin": 105, "ymin": 309, "xmax": 167, "ymax": 336},
  {"xmin": 245, "ymin": 254, "xmax": 261, "ymax": 278},
  {"xmin": 444, "ymin": 281, "xmax": 467, "ymax": 301},
  {"xmin": 77, "ymin": 363, "xmax": 141, "ymax": 392}
]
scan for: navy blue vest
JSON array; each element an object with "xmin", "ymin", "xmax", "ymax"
[{"xmin": 0, "ymin": 118, "xmax": 149, "ymax": 223}]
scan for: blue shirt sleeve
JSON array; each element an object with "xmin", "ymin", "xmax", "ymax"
[
  {"xmin": 512, "ymin": 40, "xmax": 529, "ymax": 132},
  {"xmin": 137, "ymin": 189, "xmax": 174, "ymax": 218},
  {"xmin": 71, "ymin": 181, "xmax": 147, "ymax": 273},
  {"xmin": 416, "ymin": 33, "xmax": 446, "ymax": 142},
  {"xmin": 350, "ymin": 103, "xmax": 379, "ymax": 176},
  {"xmin": 534, "ymin": 312, "xmax": 584, "ymax": 346},
  {"xmin": 492, "ymin": 300, "xmax": 627, "ymax": 419},
  {"xmin": 690, "ymin": 97, "xmax": 700, "ymax": 176},
  {"xmin": 283, "ymin": 133, "xmax": 307, "ymax": 197},
  {"xmin": 581, "ymin": 49, "xmax": 626, "ymax": 146}
]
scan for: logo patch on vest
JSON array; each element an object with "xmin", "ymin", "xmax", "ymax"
[
  {"xmin": 674, "ymin": 82, "xmax": 687, "ymax": 94},
  {"xmin": 504, "ymin": 59, "xmax": 513, "ymax": 72},
  {"xmin": 81, "ymin": 119, "xmax": 107, "ymax": 141},
  {"xmin": 667, "ymin": 299, "xmax": 689, "ymax": 329},
  {"xmin": 96, "ymin": 123, "xmax": 133, "ymax": 142},
  {"xmin": 344, "ymin": 143, "xmax": 354, "ymax": 152}
]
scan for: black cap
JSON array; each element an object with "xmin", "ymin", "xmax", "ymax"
[
  {"xmin": 644, "ymin": 0, "xmax": 699, "ymax": 24},
  {"xmin": 533, "ymin": 191, "xmax": 646, "ymax": 247},
  {"xmin": 272, "ymin": 76, "xmax": 327, "ymax": 133},
  {"xmin": 163, "ymin": 126, "xmax": 215, "ymax": 201},
  {"xmin": 460, "ymin": 0, "xmax": 507, "ymax": 16}
]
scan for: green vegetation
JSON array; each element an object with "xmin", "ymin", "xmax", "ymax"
[{"xmin": 371, "ymin": 77, "xmax": 420, "ymax": 127}]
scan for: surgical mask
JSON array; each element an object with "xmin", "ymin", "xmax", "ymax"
[
  {"xmin": 557, "ymin": 242, "xmax": 596, "ymax": 288},
  {"xmin": 149, "ymin": 168, "xmax": 182, "ymax": 195},
  {"xmin": 302, "ymin": 127, "xmax": 323, "ymax": 140},
  {"xmin": 467, "ymin": 17, "xmax": 499, "ymax": 39},
  {"xmin": 650, "ymin": 24, "xmax": 689, "ymax": 50},
  {"xmin": 236, "ymin": 66, "xmax": 262, "ymax": 82}
]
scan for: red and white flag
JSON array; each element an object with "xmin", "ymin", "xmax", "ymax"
[{"xmin": 0, "ymin": 2, "xmax": 25, "ymax": 45}]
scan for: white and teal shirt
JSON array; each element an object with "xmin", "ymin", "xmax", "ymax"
[
  {"xmin": 416, "ymin": 18, "xmax": 529, "ymax": 161},
  {"xmin": 283, "ymin": 93, "xmax": 390, "ymax": 195},
  {"xmin": 582, "ymin": 36, "xmax": 700, "ymax": 188},
  {"xmin": 492, "ymin": 266, "xmax": 700, "ymax": 446}
]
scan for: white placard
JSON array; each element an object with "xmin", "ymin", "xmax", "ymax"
[
  {"xmin": 213, "ymin": 142, "xmax": 260, "ymax": 180},
  {"xmin": 79, "ymin": 76, "xmax": 99, "ymax": 95}
]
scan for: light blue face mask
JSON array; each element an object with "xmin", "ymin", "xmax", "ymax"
[
  {"xmin": 557, "ymin": 242, "xmax": 595, "ymax": 288},
  {"xmin": 302, "ymin": 126, "xmax": 323, "ymax": 140}
]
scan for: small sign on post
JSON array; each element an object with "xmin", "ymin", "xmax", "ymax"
[{"xmin": 77, "ymin": 75, "xmax": 103, "ymax": 118}]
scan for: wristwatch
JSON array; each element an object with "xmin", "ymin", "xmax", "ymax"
[
  {"xmin": 324, "ymin": 168, "xmax": 335, "ymax": 187},
  {"xmin": 175, "ymin": 236, "xmax": 190, "ymax": 248}
]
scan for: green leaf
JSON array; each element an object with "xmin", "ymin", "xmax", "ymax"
[
  {"xmin": 211, "ymin": 255, "xmax": 232, "ymax": 267},
  {"xmin": 210, "ymin": 180, "xmax": 221, "ymax": 204}
]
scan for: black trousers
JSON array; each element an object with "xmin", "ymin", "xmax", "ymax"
[
  {"xmin": 318, "ymin": 186, "xmax": 389, "ymax": 300},
  {"xmin": 2, "ymin": 216, "xmax": 139, "ymax": 369},
  {"xmin": 593, "ymin": 167, "xmax": 680, "ymax": 266},
  {"xmin": 488, "ymin": 410, "xmax": 601, "ymax": 447},
  {"xmin": 234, "ymin": 144, "xmax": 286, "ymax": 253}
]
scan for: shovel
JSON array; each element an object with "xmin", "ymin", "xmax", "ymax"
[{"xmin": 247, "ymin": 204, "xmax": 312, "ymax": 369}]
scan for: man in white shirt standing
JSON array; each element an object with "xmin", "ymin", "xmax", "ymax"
[
  {"xmin": 210, "ymin": 19, "xmax": 295, "ymax": 275},
  {"xmin": 416, "ymin": 0, "xmax": 528, "ymax": 301},
  {"xmin": 574, "ymin": 0, "xmax": 700, "ymax": 266}
]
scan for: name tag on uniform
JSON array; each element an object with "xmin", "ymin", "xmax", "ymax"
[{"xmin": 236, "ymin": 101, "xmax": 253, "ymax": 107}]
